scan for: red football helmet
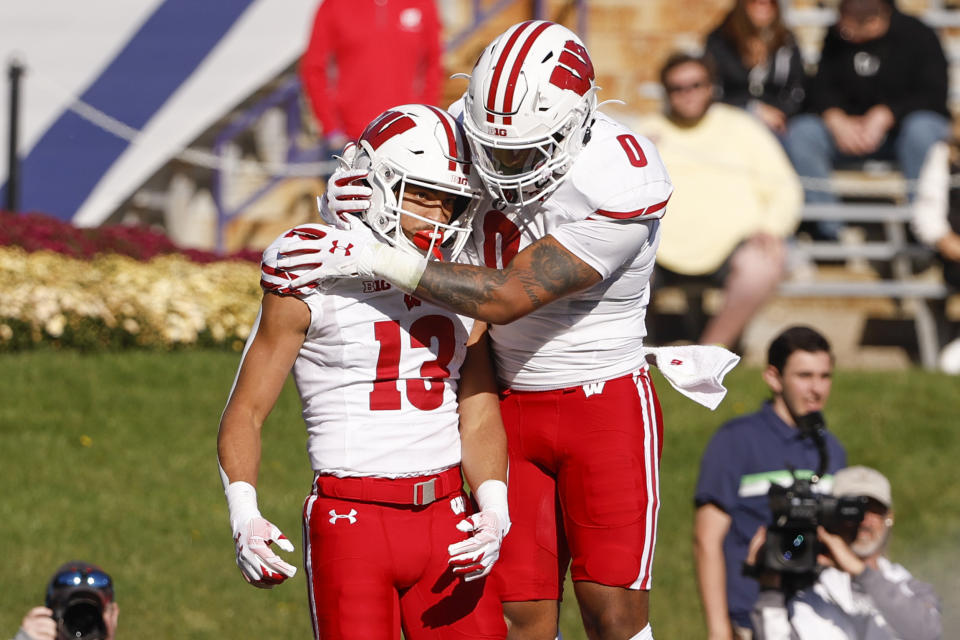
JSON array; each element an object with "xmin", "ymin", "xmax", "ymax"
[{"xmin": 462, "ymin": 21, "xmax": 598, "ymax": 207}]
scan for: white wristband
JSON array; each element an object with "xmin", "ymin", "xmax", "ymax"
[
  {"xmin": 474, "ymin": 479, "xmax": 509, "ymax": 524},
  {"xmin": 224, "ymin": 481, "xmax": 262, "ymax": 535},
  {"xmin": 359, "ymin": 243, "xmax": 427, "ymax": 293}
]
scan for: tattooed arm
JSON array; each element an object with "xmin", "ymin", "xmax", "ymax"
[{"xmin": 416, "ymin": 235, "xmax": 602, "ymax": 324}]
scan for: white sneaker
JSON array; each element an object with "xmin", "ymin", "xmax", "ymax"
[{"xmin": 939, "ymin": 338, "xmax": 960, "ymax": 375}]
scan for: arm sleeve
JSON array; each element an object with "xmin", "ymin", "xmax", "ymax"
[
  {"xmin": 856, "ymin": 568, "xmax": 942, "ymax": 640},
  {"xmin": 548, "ymin": 215, "xmax": 656, "ymax": 280},
  {"xmin": 886, "ymin": 24, "xmax": 948, "ymax": 123},
  {"xmin": 807, "ymin": 30, "xmax": 845, "ymax": 115},
  {"xmin": 751, "ymin": 590, "xmax": 798, "ymax": 640},
  {"xmin": 300, "ymin": 2, "xmax": 340, "ymax": 135},
  {"xmin": 417, "ymin": 0, "xmax": 443, "ymax": 107},
  {"xmin": 776, "ymin": 44, "xmax": 807, "ymax": 117},
  {"xmin": 912, "ymin": 141, "xmax": 952, "ymax": 246},
  {"xmin": 705, "ymin": 31, "xmax": 750, "ymax": 109},
  {"xmin": 747, "ymin": 124, "xmax": 803, "ymax": 237},
  {"xmin": 694, "ymin": 427, "xmax": 741, "ymax": 512}
]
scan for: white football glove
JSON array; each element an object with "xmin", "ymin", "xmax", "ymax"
[
  {"xmin": 225, "ymin": 481, "xmax": 297, "ymax": 589},
  {"xmin": 447, "ymin": 480, "xmax": 510, "ymax": 582},
  {"xmin": 233, "ymin": 516, "xmax": 298, "ymax": 588},
  {"xmin": 260, "ymin": 224, "xmax": 369, "ymax": 296},
  {"xmin": 318, "ymin": 167, "xmax": 372, "ymax": 229}
]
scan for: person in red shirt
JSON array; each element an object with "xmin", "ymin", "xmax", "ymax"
[{"xmin": 300, "ymin": 0, "xmax": 443, "ymax": 152}]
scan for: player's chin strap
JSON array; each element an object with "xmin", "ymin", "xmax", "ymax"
[{"xmin": 642, "ymin": 345, "xmax": 740, "ymax": 411}]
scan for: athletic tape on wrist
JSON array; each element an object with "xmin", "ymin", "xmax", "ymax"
[
  {"xmin": 474, "ymin": 479, "xmax": 509, "ymax": 524},
  {"xmin": 363, "ymin": 244, "xmax": 427, "ymax": 293},
  {"xmin": 224, "ymin": 481, "xmax": 262, "ymax": 534}
]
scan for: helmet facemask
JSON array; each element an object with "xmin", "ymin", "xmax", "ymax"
[
  {"xmin": 361, "ymin": 155, "xmax": 476, "ymax": 261},
  {"xmin": 464, "ymin": 91, "xmax": 595, "ymax": 207}
]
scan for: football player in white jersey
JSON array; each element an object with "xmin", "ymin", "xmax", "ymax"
[
  {"xmin": 267, "ymin": 22, "xmax": 674, "ymax": 640},
  {"xmin": 217, "ymin": 104, "xmax": 510, "ymax": 640}
]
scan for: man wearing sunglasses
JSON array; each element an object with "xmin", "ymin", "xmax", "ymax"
[
  {"xmin": 637, "ymin": 52, "xmax": 802, "ymax": 350},
  {"xmin": 14, "ymin": 562, "xmax": 118, "ymax": 640}
]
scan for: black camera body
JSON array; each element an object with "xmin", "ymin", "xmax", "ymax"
[
  {"xmin": 763, "ymin": 476, "xmax": 868, "ymax": 574},
  {"xmin": 759, "ymin": 411, "xmax": 868, "ymax": 576},
  {"xmin": 47, "ymin": 589, "xmax": 108, "ymax": 640}
]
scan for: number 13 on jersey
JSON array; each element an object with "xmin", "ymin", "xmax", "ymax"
[{"xmin": 370, "ymin": 315, "xmax": 458, "ymax": 411}]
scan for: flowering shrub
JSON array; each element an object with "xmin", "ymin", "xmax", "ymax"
[
  {"xmin": 0, "ymin": 210, "xmax": 261, "ymax": 263},
  {"xmin": 0, "ymin": 246, "xmax": 263, "ymax": 351}
]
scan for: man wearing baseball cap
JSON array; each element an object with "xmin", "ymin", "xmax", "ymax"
[
  {"xmin": 12, "ymin": 561, "xmax": 118, "ymax": 640},
  {"xmin": 750, "ymin": 465, "xmax": 942, "ymax": 639}
]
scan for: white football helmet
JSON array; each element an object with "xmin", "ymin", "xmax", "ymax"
[
  {"xmin": 462, "ymin": 21, "xmax": 598, "ymax": 207},
  {"xmin": 352, "ymin": 104, "xmax": 481, "ymax": 260}
]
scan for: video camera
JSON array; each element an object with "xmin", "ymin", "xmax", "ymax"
[{"xmin": 761, "ymin": 412, "xmax": 868, "ymax": 575}]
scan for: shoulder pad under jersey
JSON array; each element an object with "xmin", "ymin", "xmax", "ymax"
[{"xmin": 566, "ymin": 113, "xmax": 673, "ymax": 221}]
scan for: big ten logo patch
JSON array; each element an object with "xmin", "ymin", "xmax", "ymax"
[{"xmin": 362, "ymin": 280, "xmax": 392, "ymax": 293}]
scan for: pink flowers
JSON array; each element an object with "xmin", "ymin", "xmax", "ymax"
[{"xmin": 0, "ymin": 210, "xmax": 260, "ymax": 263}]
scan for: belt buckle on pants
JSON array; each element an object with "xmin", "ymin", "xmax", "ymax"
[{"xmin": 413, "ymin": 478, "xmax": 437, "ymax": 505}]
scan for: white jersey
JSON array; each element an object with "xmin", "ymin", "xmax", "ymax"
[
  {"xmin": 461, "ymin": 112, "xmax": 673, "ymax": 390},
  {"xmin": 284, "ymin": 272, "xmax": 475, "ymax": 477}
]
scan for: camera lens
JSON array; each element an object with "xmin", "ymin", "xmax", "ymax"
[
  {"xmin": 62, "ymin": 602, "xmax": 106, "ymax": 639},
  {"xmin": 779, "ymin": 531, "xmax": 809, "ymax": 562}
]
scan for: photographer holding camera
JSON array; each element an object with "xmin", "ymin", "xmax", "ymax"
[
  {"xmin": 745, "ymin": 465, "xmax": 942, "ymax": 640},
  {"xmin": 12, "ymin": 562, "xmax": 118, "ymax": 640},
  {"xmin": 694, "ymin": 326, "xmax": 848, "ymax": 640}
]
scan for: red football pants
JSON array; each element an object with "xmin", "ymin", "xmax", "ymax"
[
  {"xmin": 302, "ymin": 473, "xmax": 507, "ymax": 639},
  {"xmin": 493, "ymin": 368, "xmax": 663, "ymax": 601}
]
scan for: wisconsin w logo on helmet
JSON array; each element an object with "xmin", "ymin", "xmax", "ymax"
[{"xmin": 549, "ymin": 40, "xmax": 595, "ymax": 96}]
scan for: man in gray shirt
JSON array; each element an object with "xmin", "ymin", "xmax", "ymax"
[{"xmin": 746, "ymin": 465, "xmax": 941, "ymax": 639}]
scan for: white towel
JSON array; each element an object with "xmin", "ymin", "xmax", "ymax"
[{"xmin": 642, "ymin": 345, "xmax": 740, "ymax": 410}]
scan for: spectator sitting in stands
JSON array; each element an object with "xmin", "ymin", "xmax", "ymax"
[
  {"xmin": 705, "ymin": 0, "xmax": 807, "ymax": 136},
  {"xmin": 637, "ymin": 53, "xmax": 802, "ymax": 349},
  {"xmin": 912, "ymin": 127, "xmax": 960, "ymax": 373},
  {"xmin": 784, "ymin": 0, "xmax": 950, "ymax": 237},
  {"xmin": 299, "ymin": 0, "xmax": 442, "ymax": 154}
]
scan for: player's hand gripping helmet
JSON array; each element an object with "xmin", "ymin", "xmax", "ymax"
[
  {"xmin": 462, "ymin": 21, "xmax": 598, "ymax": 207},
  {"xmin": 351, "ymin": 104, "xmax": 481, "ymax": 260}
]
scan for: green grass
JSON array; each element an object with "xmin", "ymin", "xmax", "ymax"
[{"xmin": 2, "ymin": 351, "xmax": 957, "ymax": 638}]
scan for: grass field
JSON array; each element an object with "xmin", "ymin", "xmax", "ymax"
[{"xmin": 2, "ymin": 350, "xmax": 958, "ymax": 638}]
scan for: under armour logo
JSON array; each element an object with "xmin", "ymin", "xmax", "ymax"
[
  {"xmin": 450, "ymin": 496, "xmax": 466, "ymax": 515},
  {"xmin": 582, "ymin": 381, "xmax": 606, "ymax": 398},
  {"xmin": 670, "ymin": 359, "xmax": 683, "ymax": 366},
  {"xmin": 403, "ymin": 294, "xmax": 422, "ymax": 310},
  {"xmin": 329, "ymin": 241, "xmax": 354, "ymax": 256},
  {"xmin": 328, "ymin": 509, "xmax": 358, "ymax": 524}
]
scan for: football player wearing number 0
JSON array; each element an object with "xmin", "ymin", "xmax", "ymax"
[{"xmin": 217, "ymin": 104, "xmax": 509, "ymax": 640}]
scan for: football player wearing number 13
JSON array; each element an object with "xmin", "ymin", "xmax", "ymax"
[
  {"xmin": 217, "ymin": 104, "xmax": 510, "ymax": 639},
  {"xmin": 270, "ymin": 21, "xmax": 737, "ymax": 640}
]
